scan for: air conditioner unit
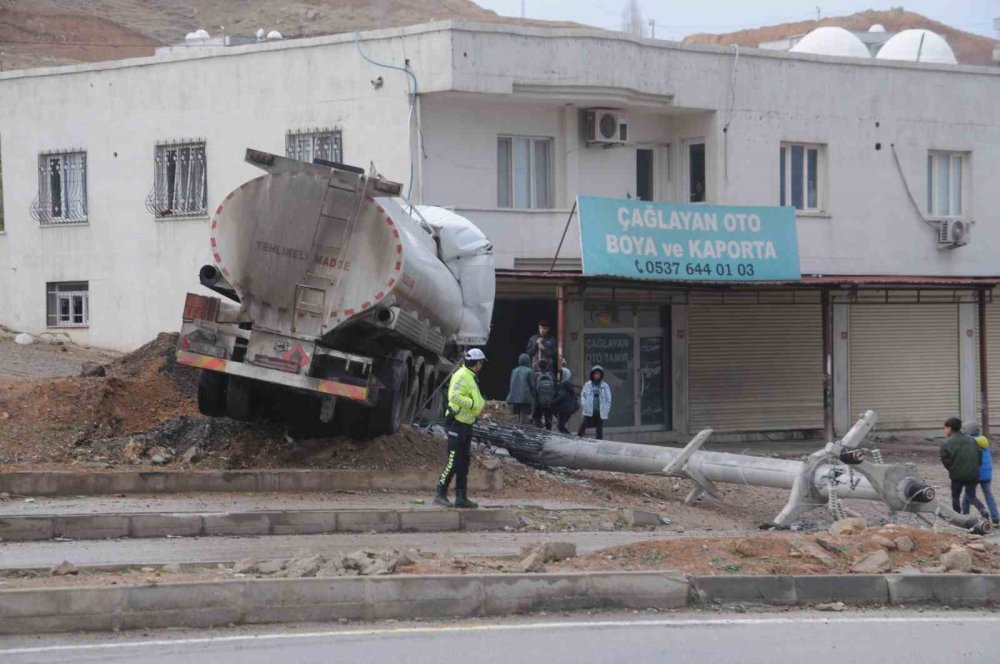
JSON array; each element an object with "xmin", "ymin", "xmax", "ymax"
[
  {"xmin": 585, "ymin": 109, "xmax": 628, "ymax": 145},
  {"xmin": 938, "ymin": 219, "xmax": 971, "ymax": 247}
]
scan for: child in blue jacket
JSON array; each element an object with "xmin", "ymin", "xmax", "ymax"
[{"xmin": 962, "ymin": 421, "xmax": 999, "ymax": 524}]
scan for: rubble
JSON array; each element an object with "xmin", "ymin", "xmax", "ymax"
[
  {"xmin": 850, "ymin": 549, "xmax": 891, "ymax": 574},
  {"xmin": 830, "ymin": 518, "xmax": 868, "ymax": 537},
  {"xmin": 80, "ymin": 361, "xmax": 107, "ymax": 378},
  {"xmin": 869, "ymin": 535, "xmax": 897, "ymax": 550},
  {"xmin": 894, "ymin": 536, "xmax": 915, "ymax": 553},
  {"xmin": 50, "ymin": 561, "xmax": 78, "ymax": 576},
  {"xmin": 939, "ymin": 545, "xmax": 973, "ymax": 573}
]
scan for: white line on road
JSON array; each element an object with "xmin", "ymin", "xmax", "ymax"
[{"xmin": 3, "ymin": 615, "xmax": 1000, "ymax": 655}]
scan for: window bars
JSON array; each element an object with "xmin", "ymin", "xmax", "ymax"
[
  {"xmin": 31, "ymin": 151, "xmax": 88, "ymax": 224},
  {"xmin": 286, "ymin": 129, "xmax": 343, "ymax": 164},
  {"xmin": 146, "ymin": 142, "xmax": 208, "ymax": 218}
]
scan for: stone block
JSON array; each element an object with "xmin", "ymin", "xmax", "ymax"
[
  {"xmin": 244, "ymin": 578, "xmax": 369, "ymax": 623},
  {"xmin": 130, "ymin": 514, "xmax": 203, "ymax": 538},
  {"xmin": 625, "ymin": 510, "xmax": 662, "ymax": 527},
  {"xmin": 0, "ymin": 516, "xmax": 55, "ymax": 541},
  {"xmin": 56, "ymin": 514, "xmax": 130, "ymax": 540},
  {"xmin": 460, "ymin": 509, "xmax": 521, "ymax": 531},
  {"xmin": 203, "ymin": 512, "xmax": 271, "ymax": 536},
  {"xmin": 268, "ymin": 511, "xmax": 339, "ymax": 535},
  {"xmin": 399, "ymin": 509, "xmax": 462, "ymax": 532},
  {"xmin": 794, "ymin": 575, "xmax": 889, "ymax": 605},
  {"xmin": 689, "ymin": 575, "xmax": 796, "ymax": 606},
  {"xmin": 336, "ymin": 510, "xmax": 400, "ymax": 532}
]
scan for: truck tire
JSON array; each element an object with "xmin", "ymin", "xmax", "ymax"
[
  {"xmin": 198, "ymin": 370, "xmax": 228, "ymax": 417},
  {"xmin": 366, "ymin": 350, "xmax": 411, "ymax": 437},
  {"xmin": 226, "ymin": 375, "xmax": 253, "ymax": 421}
]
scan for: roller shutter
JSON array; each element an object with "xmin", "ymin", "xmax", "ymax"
[
  {"xmin": 849, "ymin": 304, "xmax": 959, "ymax": 429},
  {"xmin": 988, "ymin": 304, "xmax": 1000, "ymax": 410},
  {"xmin": 689, "ymin": 303, "xmax": 823, "ymax": 431}
]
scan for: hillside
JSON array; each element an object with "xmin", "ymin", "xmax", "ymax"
[
  {"xmin": 0, "ymin": 0, "xmax": 578, "ymax": 71},
  {"xmin": 683, "ymin": 8, "xmax": 998, "ymax": 67}
]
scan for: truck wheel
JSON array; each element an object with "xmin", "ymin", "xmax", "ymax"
[
  {"xmin": 198, "ymin": 371, "xmax": 228, "ymax": 417},
  {"xmin": 366, "ymin": 350, "xmax": 410, "ymax": 437},
  {"xmin": 226, "ymin": 376, "xmax": 253, "ymax": 421}
]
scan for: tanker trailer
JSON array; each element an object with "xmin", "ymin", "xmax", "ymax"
[{"xmin": 175, "ymin": 149, "xmax": 495, "ymax": 437}]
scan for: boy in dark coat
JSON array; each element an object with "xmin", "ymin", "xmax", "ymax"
[{"xmin": 940, "ymin": 416, "xmax": 989, "ymax": 518}]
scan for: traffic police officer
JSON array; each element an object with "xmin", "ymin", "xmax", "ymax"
[{"xmin": 435, "ymin": 348, "xmax": 486, "ymax": 508}]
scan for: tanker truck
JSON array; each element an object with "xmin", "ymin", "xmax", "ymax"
[{"xmin": 175, "ymin": 149, "xmax": 495, "ymax": 437}]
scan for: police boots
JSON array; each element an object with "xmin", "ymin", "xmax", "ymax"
[
  {"xmin": 454, "ymin": 489, "xmax": 479, "ymax": 509},
  {"xmin": 433, "ymin": 484, "xmax": 453, "ymax": 508}
]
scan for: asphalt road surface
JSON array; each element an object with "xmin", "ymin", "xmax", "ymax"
[{"xmin": 1, "ymin": 611, "xmax": 998, "ymax": 664}]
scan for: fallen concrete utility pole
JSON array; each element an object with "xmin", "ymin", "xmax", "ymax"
[{"xmin": 473, "ymin": 410, "xmax": 991, "ymax": 534}]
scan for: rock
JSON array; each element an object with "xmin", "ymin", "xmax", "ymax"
[
  {"xmin": 14, "ymin": 333, "xmax": 33, "ymax": 345},
  {"xmin": 519, "ymin": 542, "xmax": 577, "ymax": 563},
  {"xmin": 966, "ymin": 542, "xmax": 986, "ymax": 552},
  {"xmin": 80, "ymin": 361, "xmax": 106, "ymax": 377},
  {"xmin": 625, "ymin": 509, "xmax": 662, "ymax": 528},
  {"xmin": 50, "ymin": 561, "xmax": 78, "ymax": 576},
  {"xmin": 181, "ymin": 446, "xmax": 202, "ymax": 464},
  {"xmin": 870, "ymin": 535, "xmax": 897, "ymax": 550},
  {"xmin": 939, "ymin": 546, "xmax": 973, "ymax": 573},
  {"xmin": 830, "ymin": 517, "xmax": 868, "ymax": 537},
  {"xmin": 316, "ymin": 561, "xmax": 347, "ymax": 578},
  {"xmin": 851, "ymin": 549, "xmax": 891, "ymax": 574},
  {"xmin": 789, "ymin": 538, "xmax": 837, "ymax": 568},
  {"xmin": 161, "ymin": 563, "xmax": 182, "ymax": 574},
  {"xmin": 815, "ymin": 601, "xmax": 846, "ymax": 612},
  {"xmin": 894, "ymin": 536, "xmax": 915, "ymax": 553},
  {"xmin": 255, "ymin": 559, "xmax": 287, "ymax": 575},
  {"xmin": 122, "ymin": 439, "xmax": 144, "ymax": 464},
  {"xmin": 0, "ymin": 412, "xmax": 9, "ymax": 422},
  {"xmin": 518, "ymin": 550, "xmax": 545, "ymax": 573},
  {"xmin": 342, "ymin": 549, "xmax": 401, "ymax": 576},
  {"xmin": 896, "ymin": 566, "xmax": 922, "ymax": 576},
  {"xmin": 281, "ymin": 555, "xmax": 325, "ymax": 578},
  {"xmin": 150, "ymin": 454, "xmax": 170, "ymax": 465}
]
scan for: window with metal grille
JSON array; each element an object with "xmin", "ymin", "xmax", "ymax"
[
  {"xmin": 31, "ymin": 151, "xmax": 88, "ymax": 224},
  {"xmin": 779, "ymin": 143, "xmax": 825, "ymax": 212},
  {"xmin": 927, "ymin": 151, "xmax": 966, "ymax": 218},
  {"xmin": 46, "ymin": 282, "xmax": 89, "ymax": 328},
  {"xmin": 286, "ymin": 129, "xmax": 343, "ymax": 164},
  {"xmin": 497, "ymin": 136, "xmax": 552, "ymax": 209},
  {"xmin": 146, "ymin": 142, "xmax": 208, "ymax": 218}
]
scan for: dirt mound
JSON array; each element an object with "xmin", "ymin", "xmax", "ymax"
[{"xmin": 107, "ymin": 332, "xmax": 198, "ymax": 396}]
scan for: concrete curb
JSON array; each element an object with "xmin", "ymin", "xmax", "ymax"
[
  {"xmin": 0, "ymin": 467, "xmax": 502, "ymax": 497},
  {"xmin": 0, "ymin": 507, "xmax": 523, "ymax": 542},
  {"xmin": 0, "ymin": 572, "xmax": 689, "ymax": 635}
]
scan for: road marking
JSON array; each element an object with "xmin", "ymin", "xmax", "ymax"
[{"xmin": 2, "ymin": 615, "xmax": 1000, "ymax": 655}]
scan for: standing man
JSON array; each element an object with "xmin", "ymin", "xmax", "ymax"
[
  {"xmin": 435, "ymin": 349, "xmax": 487, "ymax": 509},
  {"xmin": 526, "ymin": 320, "xmax": 557, "ymax": 372},
  {"xmin": 940, "ymin": 417, "xmax": 989, "ymax": 519}
]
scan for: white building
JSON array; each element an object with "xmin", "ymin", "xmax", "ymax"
[{"xmin": 1, "ymin": 21, "xmax": 998, "ymax": 441}]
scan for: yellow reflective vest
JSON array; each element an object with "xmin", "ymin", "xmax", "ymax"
[{"xmin": 448, "ymin": 365, "xmax": 485, "ymax": 425}]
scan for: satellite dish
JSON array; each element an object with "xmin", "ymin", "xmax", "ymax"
[{"xmin": 267, "ymin": 30, "xmax": 283, "ymax": 40}]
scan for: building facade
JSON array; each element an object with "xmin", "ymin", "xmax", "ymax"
[{"xmin": 1, "ymin": 22, "xmax": 998, "ymax": 441}]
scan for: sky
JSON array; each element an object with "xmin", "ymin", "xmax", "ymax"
[{"xmin": 472, "ymin": 0, "xmax": 1000, "ymax": 40}]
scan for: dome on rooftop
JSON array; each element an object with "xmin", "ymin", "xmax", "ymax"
[
  {"xmin": 789, "ymin": 27, "xmax": 871, "ymax": 59},
  {"xmin": 875, "ymin": 29, "xmax": 957, "ymax": 65},
  {"xmin": 868, "ymin": 24, "xmax": 887, "ymax": 33}
]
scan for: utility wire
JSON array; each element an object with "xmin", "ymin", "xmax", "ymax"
[{"xmin": 890, "ymin": 143, "xmax": 937, "ymax": 229}]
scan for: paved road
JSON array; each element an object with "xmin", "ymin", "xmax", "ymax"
[
  {"xmin": 0, "ymin": 529, "xmax": 737, "ymax": 569},
  {"xmin": 0, "ymin": 611, "xmax": 996, "ymax": 663}
]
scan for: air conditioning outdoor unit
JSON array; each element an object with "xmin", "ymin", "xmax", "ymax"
[
  {"xmin": 585, "ymin": 109, "xmax": 628, "ymax": 145},
  {"xmin": 938, "ymin": 219, "xmax": 971, "ymax": 247}
]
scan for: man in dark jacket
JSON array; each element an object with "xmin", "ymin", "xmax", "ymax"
[
  {"xmin": 940, "ymin": 416, "xmax": 989, "ymax": 517},
  {"xmin": 525, "ymin": 320, "xmax": 557, "ymax": 372},
  {"xmin": 554, "ymin": 367, "xmax": 580, "ymax": 434},
  {"xmin": 506, "ymin": 353, "xmax": 535, "ymax": 425}
]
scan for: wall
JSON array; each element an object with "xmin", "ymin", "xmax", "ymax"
[{"xmin": 0, "ymin": 27, "xmax": 449, "ymax": 349}]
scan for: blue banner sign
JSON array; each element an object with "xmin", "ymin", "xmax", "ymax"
[{"xmin": 577, "ymin": 196, "xmax": 801, "ymax": 282}]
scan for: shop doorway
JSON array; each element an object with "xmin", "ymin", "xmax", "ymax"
[
  {"xmin": 582, "ymin": 305, "xmax": 671, "ymax": 431},
  {"xmin": 482, "ymin": 299, "xmax": 557, "ymax": 400}
]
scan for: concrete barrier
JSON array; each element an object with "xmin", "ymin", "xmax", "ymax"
[
  {"xmin": 0, "ymin": 572, "xmax": 996, "ymax": 635},
  {"xmin": 0, "ymin": 467, "xmax": 502, "ymax": 497},
  {"xmin": 0, "ymin": 507, "xmax": 524, "ymax": 541}
]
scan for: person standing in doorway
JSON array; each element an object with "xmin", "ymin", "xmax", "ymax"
[
  {"xmin": 532, "ymin": 359, "xmax": 556, "ymax": 430},
  {"xmin": 506, "ymin": 353, "xmax": 535, "ymax": 425},
  {"xmin": 526, "ymin": 320, "xmax": 557, "ymax": 372},
  {"xmin": 578, "ymin": 365, "xmax": 612, "ymax": 440},
  {"xmin": 940, "ymin": 417, "xmax": 989, "ymax": 519},
  {"xmin": 435, "ymin": 349, "xmax": 486, "ymax": 509},
  {"xmin": 554, "ymin": 366, "xmax": 580, "ymax": 434},
  {"xmin": 962, "ymin": 421, "xmax": 1000, "ymax": 525}
]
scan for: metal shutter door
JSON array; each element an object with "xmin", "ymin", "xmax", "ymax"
[
  {"xmin": 689, "ymin": 303, "xmax": 823, "ymax": 431},
  {"xmin": 988, "ymin": 304, "xmax": 1000, "ymax": 411},
  {"xmin": 849, "ymin": 304, "xmax": 959, "ymax": 429}
]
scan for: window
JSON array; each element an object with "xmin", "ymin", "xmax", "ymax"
[
  {"xmin": 636, "ymin": 149, "xmax": 654, "ymax": 201},
  {"xmin": 31, "ymin": 151, "xmax": 87, "ymax": 224},
  {"xmin": 46, "ymin": 282, "xmax": 89, "ymax": 328},
  {"xmin": 147, "ymin": 142, "xmax": 207, "ymax": 218},
  {"xmin": 497, "ymin": 136, "xmax": 552, "ymax": 209},
  {"xmin": 779, "ymin": 143, "xmax": 824, "ymax": 212},
  {"xmin": 927, "ymin": 151, "xmax": 965, "ymax": 218},
  {"xmin": 687, "ymin": 141, "xmax": 706, "ymax": 203},
  {"xmin": 286, "ymin": 129, "xmax": 343, "ymax": 164}
]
